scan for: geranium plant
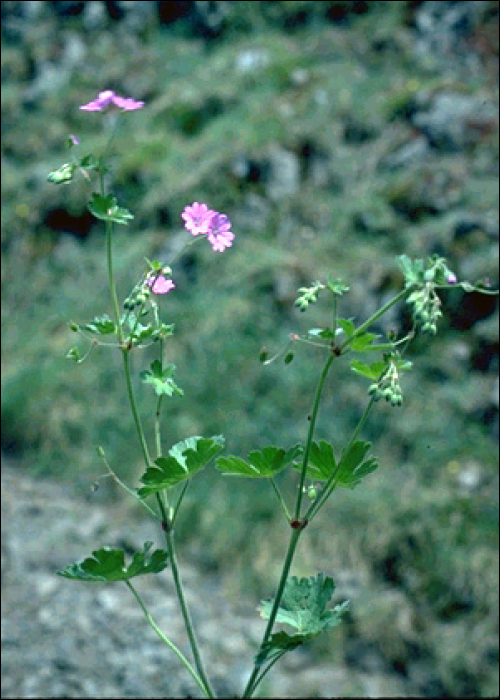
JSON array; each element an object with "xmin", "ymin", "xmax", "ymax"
[{"xmin": 51, "ymin": 90, "xmax": 497, "ymax": 698}]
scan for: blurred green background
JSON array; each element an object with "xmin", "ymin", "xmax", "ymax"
[{"xmin": 1, "ymin": 1, "xmax": 498, "ymax": 697}]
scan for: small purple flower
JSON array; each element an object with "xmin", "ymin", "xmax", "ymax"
[
  {"xmin": 207, "ymin": 213, "xmax": 234, "ymax": 253},
  {"xmin": 446, "ymin": 272, "xmax": 457, "ymax": 285},
  {"xmin": 69, "ymin": 134, "xmax": 80, "ymax": 145},
  {"xmin": 181, "ymin": 202, "xmax": 216, "ymax": 236},
  {"xmin": 146, "ymin": 275, "xmax": 175, "ymax": 294},
  {"xmin": 80, "ymin": 89, "xmax": 144, "ymax": 112}
]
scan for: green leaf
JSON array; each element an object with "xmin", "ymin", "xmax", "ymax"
[
  {"xmin": 255, "ymin": 631, "xmax": 311, "ymax": 665},
  {"xmin": 326, "ymin": 278, "xmax": 350, "ymax": 296},
  {"xmin": 82, "ymin": 314, "xmax": 116, "ymax": 335},
  {"xmin": 350, "ymin": 332, "xmax": 377, "ymax": 352},
  {"xmin": 351, "ymin": 360, "xmax": 387, "ymax": 380},
  {"xmin": 308, "ymin": 328, "xmax": 336, "ymax": 339},
  {"xmin": 292, "ymin": 440, "xmax": 336, "ymax": 481},
  {"xmin": 138, "ymin": 436, "xmax": 225, "ymax": 496},
  {"xmin": 398, "ymin": 255, "xmax": 424, "ymax": 287},
  {"xmin": 140, "ymin": 361, "xmax": 183, "ymax": 397},
  {"xmin": 216, "ymin": 444, "xmax": 302, "ymax": 478},
  {"xmin": 47, "ymin": 162, "xmax": 75, "ymax": 185},
  {"xmin": 258, "ymin": 573, "xmax": 349, "ymax": 640},
  {"xmin": 293, "ymin": 440, "xmax": 378, "ymax": 489},
  {"xmin": 88, "ymin": 192, "xmax": 134, "ymax": 225},
  {"xmin": 337, "ymin": 318, "xmax": 355, "ymax": 338},
  {"xmin": 335, "ymin": 440, "xmax": 378, "ymax": 489},
  {"xmin": 79, "ymin": 154, "xmax": 99, "ymax": 170},
  {"xmin": 57, "ymin": 542, "xmax": 169, "ymax": 582}
]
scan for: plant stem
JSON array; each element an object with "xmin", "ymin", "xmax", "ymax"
[
  {"xmin": 339, "ymin": 288, "xmax": 409, "ymax": 352},
  {"xmin": 125, "ymin": 581, "xmax": 209, "ymax": 698},
  {"xmin": 270, "ymin": 478, "xmax": 291, "ymax": 521},
  {"xmin": 122, "ymin": 348, "xmax": 152, "ymax": 467},
  {"xmin": 295, "ymin": 354, "xmax": 334, "ymax": 520},
  {"xmin": 160, "ymin": 509, "xmax": 216, "ymax": 699},
  {"xmin": 247, "ymin": 651, "xmax": 287, "ymax": 698},
  {"xmin": 243, "ymin": 354, "xmax": 335, "ymax": 699},
  {"xmin": 241, "ymin": 527, "xmax": 301, "ymax": 699},
  {"xmin": 103, "ymin": 180, "xmax": 212, "ymax": 696}
]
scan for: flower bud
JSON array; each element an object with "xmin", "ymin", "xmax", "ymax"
[
  {"xmin": 69, "ymin": 322, "xmax": 79, "ymax": 332},
  {"xmin": 307, "ymin": 485, "xmax": 318, "ymax": 500},
  {"xmin": 368, "ymin": 383, "xmax": 379, "ymax": 396}
]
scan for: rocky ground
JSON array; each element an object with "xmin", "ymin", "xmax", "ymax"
[{"xmin": 1, "ymin": 461, "xmax": 414, "ymax": 699}]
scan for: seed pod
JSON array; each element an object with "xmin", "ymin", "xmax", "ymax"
[{"xmin": 284, "ymin": 352, "xmax": 294, "ymax": 364}]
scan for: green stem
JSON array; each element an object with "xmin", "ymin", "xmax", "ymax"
[
  {"xmin": 295, "ymin": 354, "xmax": 334, "ymax": 520},
  {"xmin": 125, "ymin": 581, "xmax": 209, "ymax": 698},
  {"xmin": 97, "ymin": 447, "xmax": 159, "ymax": 519},
  {"xmin": 243, "ymin": 355, "xmax": 334, "ymax": 699},
  {"xmin": 122, "ymin": 349, "xmax": 152, "ymax": 467},
  {"xmin": 104, "ymin": 203, "xmax": 152, "ymax": 468},
  {"xmin": 246, "ymin": 651, "xmax": 287, "ymax": 698},
  {"xmin": 241, "ymin": 527, "xmax": 301, "ymax": 699},
  {"xmin": 161, "ymin": 514, "xmax": 216, "ymax": 699},
  {"xmin": 339, "ymin": 288, "xmax": 409, "ymax": 353},
  {"xmin": 171, "ymin": 480, "xmax": 190, "ymax": 527},
  {"xmin": 270, "ymin": 478, "xmax": 291, "ymax": 521}
]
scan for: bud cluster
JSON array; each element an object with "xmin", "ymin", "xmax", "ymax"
[
  {"xmin": 407, "ymin": 281, "xmax": 442, "ymax": 335},
  {"xmin": 123, "ymin": 281, "xmax": 151, "ymax": 310},
  {"xmin": 368, "ymin": 360, "xmax": 403, "ymax": 407},
  {"xmin": 295, "ymin": 281, "xmax": 326, "ymax": 312}
]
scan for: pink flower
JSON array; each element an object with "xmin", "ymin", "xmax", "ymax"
[
  {"xmin": 146, "ymin": 275, "xmax": 175, "ymax": 294},
  {"xmin": 80, "ymin": 90, "xmax": 144, "ymax": 112},
  {"xmin": 181, "ymin": 202, "xmax": 216, "ymax": 236},
  {"xmin": 207, "ymin": 213, "xmax": 234, "ymax": 252},
  {"xmin": 446, "ymin": 272, "xmax": 457, "ymax": 285}
]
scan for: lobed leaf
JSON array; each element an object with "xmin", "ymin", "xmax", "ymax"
[
  {"xmin": 88, "ymin": 192, "xmax": 134, "ymax": 225},
  {"xmin": 350, "ymin": 360, "xmax": 387, "ymax": 380},
  {"xmin": 292, "ymin": 440, "xmax": 336, "ymax": 481},
  {"xmin": 82, "ymin": 314, "xmax": 116, "ymax": 335},
  {"xmin": 335, "ymin": 440, "xmax": 379, "ymax": 489},
  {"xmin": 216, "ymin": 444, "xmax": 302, "ymax": 479},
  {"xmin": 257, "ymin": 574, "xmax": 349, "ymax": 665},
  {"xmin": 137, "ymin": 436, "xmax": 225, "ymax": 496},
  {"xmin": 57, "ymin": 542, "xmax": 169, "ymax": 582},
  {"xmin": 140, "ymin": 361, "xmax": 183, "ymax": 397}
]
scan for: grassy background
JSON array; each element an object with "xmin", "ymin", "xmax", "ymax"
[{"xmin": 1, "ymin": 2, "xmax": 498, "ymax": 696}]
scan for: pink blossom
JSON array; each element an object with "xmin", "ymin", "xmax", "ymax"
[
  {"xmin": 181, "ymin": 202, "xmax": 216, "ymax": 236},
  {"xmin": 207, "ymin": 213, "xmax": 234, "ymax": 252},
  {"xmin": 446, "ymin": 272, "xmax": 457, "ymax": 285},
  {"xmin": 69, "ymin": 134, "xmax": 80, "ymax": 145},
  {"xmin": 146, "ymin": 275, "xmax": 175, "ymax": 294},
  {"xmin": 80, "ymin": 90, "xmax": 144, "ymax": 112}
]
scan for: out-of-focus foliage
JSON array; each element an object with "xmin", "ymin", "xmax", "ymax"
[{"xmin": 1, "ymin": 1, "xmax": 498, "ymax": 697}]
